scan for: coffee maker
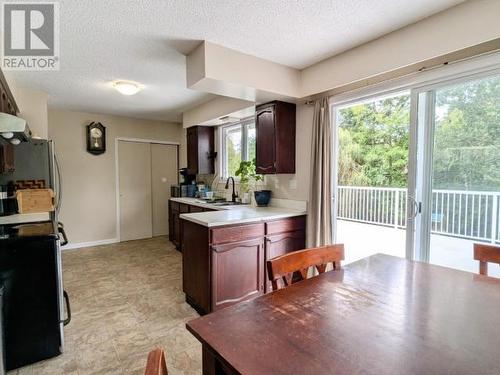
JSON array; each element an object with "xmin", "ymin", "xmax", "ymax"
[{"xmin": 170, "ymin": 168, "xmax": 196, "ymax": 197}]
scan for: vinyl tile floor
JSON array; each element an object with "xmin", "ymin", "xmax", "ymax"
[{"xmin": 8, "ymin": 236, "xmax": 202, "ymax": 375}]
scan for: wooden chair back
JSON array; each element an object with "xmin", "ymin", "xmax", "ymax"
[
  {"xmin": 474, "ymin": 243, "xmax": 500, "ymax": 276},
  {"xmin": 267, "ymin": 244, "xmax": 344, "ymax": 291},
  {"xmin": 144, "ymin": 348, "xmax": 168, "ymax": 375}
]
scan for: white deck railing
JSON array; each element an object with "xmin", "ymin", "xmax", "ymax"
[{"xmin": 337, "ymin": 186, "xmax": 500, "ymax": 244}]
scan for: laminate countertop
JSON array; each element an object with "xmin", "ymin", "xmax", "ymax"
[
  {"xmin": 173, "ymin": 198, "xmax": 306, "ymax": 227},
  {"xmin": 170, "ymin": 197, "xmax": 244, "ymax": 211}
]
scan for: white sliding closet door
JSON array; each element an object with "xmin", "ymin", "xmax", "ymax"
[
  {"xmin": 151, "ymin": 143, "xmax": 178, "ymax": 236},
  {"xmin": 118, "ymin": 141, "xmax": 153, "ymax": 241}
]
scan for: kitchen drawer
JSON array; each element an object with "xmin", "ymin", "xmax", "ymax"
[
  {"xmin": 210, "ymin": 223, "xmax": 264, "ymax": 245},
  {"xmin": 179, "ymin": 203, "xmax": 190, "ymax": 213},
  {"xmin": 189, "ymin": 205, "xmax": 204, "ymax": 213},
  {"xmin": 170, "ymin": 201, "xmax": 180, "ymax": 212},
  {"xmin": 266, "ymin": 216, "xmax": 306, "ymax": 235}
]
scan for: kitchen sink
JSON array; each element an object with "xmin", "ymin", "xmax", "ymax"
[{"xmin": 210, "ymin": 201, "xmax": 246, "ymax": 206}]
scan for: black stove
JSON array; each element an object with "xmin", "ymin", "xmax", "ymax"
[
  {"xmin": 0, "ymin": 221, "xmax": 58, "ymax": 242},
  {"xmin": 0, "ymin": 220, "xmax": 67, "ymax": 371}
]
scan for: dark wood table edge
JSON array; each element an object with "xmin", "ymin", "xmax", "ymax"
[
  {"xmin": 185, "ymin": 253, "xmax": 500, "ymax": 374},
  {"xmin": 186, "ymin": 323, "xmax": 241, "ymax": 375},
  {"xmin": 369, "ymin": 253, "xmax": 500, "ymax": 283}
]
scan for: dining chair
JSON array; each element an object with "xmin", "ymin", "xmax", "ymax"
[
  {"xmin": 474, "ymin": 243, "xmax": 500, "ymax": 276},
  {"xmin": 144, "ymin": 348, "xmax": 168, "ymax": 375},
  {"xmin": 267, "ymin": 244, "xmax": 344, "ymax": 291}
]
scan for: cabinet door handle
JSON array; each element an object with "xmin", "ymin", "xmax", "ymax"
[
  {"xmin": 258, "ymin": 165, "xmax": 275, "ymax": 171},
  {"xmin": 256, "ymin": 109, "xmax": 273, "ymax": 117}
]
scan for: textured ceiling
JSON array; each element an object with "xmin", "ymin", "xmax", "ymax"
[{"xmin": 9, "ymin": 0, "xmax": 464, "ymax": 122}]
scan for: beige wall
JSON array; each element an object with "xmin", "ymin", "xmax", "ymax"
[
  {"xmin": 15, "ymin": 87, "xmax": 49, "ymax": 139},
  {"xmin": 48, "ymin": 109, "xmax": 182, "ymax": 245}
]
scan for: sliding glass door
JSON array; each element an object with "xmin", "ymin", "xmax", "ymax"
[
  {"xmin": 333, "ymin": 70, "xmax": 500, "ymax": 275},
  {"xmin": 333, "ymin": 92, "xmax": 411, "ymax": 264},
  {"xmin": 414, "ymin": 74, "xmax": 500, "ymax": 276}
]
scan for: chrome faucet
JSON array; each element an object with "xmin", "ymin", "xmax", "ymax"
[{"xmin": 225, "ymin": 177, "xmax": 238, "ymax": 202}]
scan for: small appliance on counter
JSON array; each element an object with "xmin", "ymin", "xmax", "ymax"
[
  {"xmin": 170, "ymin": 185, "xmax": 181, "ymax": 198},
  {"xmin": 16, "ymin": 188, "xmax": 55, "ymax": 214},
  {"xmin": 176, "ymin": 168, "xmax": 196, "ymax": 197}
]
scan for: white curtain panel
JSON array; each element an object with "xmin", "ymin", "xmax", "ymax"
[{"xmin": 307, "ymin": 97, "xmax": 333, "ymax": 247}]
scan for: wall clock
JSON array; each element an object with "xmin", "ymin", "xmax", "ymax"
[{"xmin": 86, "ymin": 122, "xmax": 106, "ymax": 155}]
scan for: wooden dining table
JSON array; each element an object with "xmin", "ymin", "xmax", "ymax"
[{"xmin": 186, "ymin": 254, "xmax": 500, "ymax": 375}]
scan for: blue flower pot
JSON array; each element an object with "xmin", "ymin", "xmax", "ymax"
[{"xmin": 254, "ymin": 190, "xmax": 271, "ymax": 207}]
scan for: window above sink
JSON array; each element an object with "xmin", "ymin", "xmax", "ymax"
[{"xmin": 220, "ymin": 117, "xmax": 256, "ymax": 179}]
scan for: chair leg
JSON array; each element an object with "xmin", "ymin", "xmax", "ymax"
[{"xmin": 479, "ymin": 261, "xmax": 488, "ymax": 276}]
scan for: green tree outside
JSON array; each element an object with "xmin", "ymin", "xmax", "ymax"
[
  {"xmin": 337, "ymin": 74, "xmax": 500, "ymax": 192},
  {"xmin": 338, "ymin": 94, "xmax": 410, "ymax": 188}
]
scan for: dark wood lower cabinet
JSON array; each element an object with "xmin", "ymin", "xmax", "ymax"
[
  {"xmin": 182, "ymin": 220, "xmax": 211, "ymax": 315},
  {"xmin": 211, "ymin": 238, "xmax": 264, "ymax": 311},
  {"xmin": 168, "ymin": 201, "xmax": 181, "ymax": 250},
  {"xmin": 264, "ymin": 230, "xmax": 305, "ymax": 292},
  {"xmin": 189, "ymin": 205, "xmax": 204, "ymax": 213},
  {"xmin": 181, "ymin": 215, "xmax": 306, "ymax": 314},
  {"xmin": 169, "ymin": 200, "xmax": 216, "ymax": 252}
]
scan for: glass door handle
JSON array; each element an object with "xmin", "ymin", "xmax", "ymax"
[{"xmin": 407, "ymin": 196, "xmax": 420, "ymax": 220}]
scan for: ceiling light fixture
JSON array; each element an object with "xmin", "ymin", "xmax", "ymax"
[{"xmin": 112, "ymin": 80, "xmax": 143, "ymax": 96}]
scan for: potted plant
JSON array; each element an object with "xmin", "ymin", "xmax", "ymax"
[{"xmin": 235, "ymin": 159, "xmax": 263, "ymax": 203}]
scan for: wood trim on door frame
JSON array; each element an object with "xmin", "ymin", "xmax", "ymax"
[{"xmin": 115, "ymin": 137, "xmax": 180, "ymax": 242}]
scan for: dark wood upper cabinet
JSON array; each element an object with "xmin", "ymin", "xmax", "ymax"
[
  {"xmin": 0, "ymin": 143, "xmax": 15, "ymax": 174},
  {"xmin": 255, "ymin": 101, "xmax": 296, "ymax": 174},
  {"xmin": 0, "ymin": 68, "xmax": 18, "ymax": 116},
  {"xmin": 186, "ymin": 126, "xmax": 215, "ymax": 175},
  {"xmin": 0, "ymin": 68, "xmax": 19, "ymax": 174}
]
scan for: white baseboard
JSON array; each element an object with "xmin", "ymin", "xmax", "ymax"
[{"xmin": 62, "ymin": 238, "xmax": 119, "ymax": 250}]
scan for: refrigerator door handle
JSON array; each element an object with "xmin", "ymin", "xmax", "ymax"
[
  {"xmin": 54, "ymin": 152, "xmax": 63, "ymax": 215},
  {"xmin": 57, "ymin": 224, "xmax": 68, "ymax": 246},
  {"xmin": 62, "ymin": 291, "xmax": 71, "ymax": 326}
]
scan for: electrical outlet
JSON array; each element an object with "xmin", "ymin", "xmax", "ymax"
[{"xmin": 289, "ymin": 179, "xmax": 297, "ymax": 189}]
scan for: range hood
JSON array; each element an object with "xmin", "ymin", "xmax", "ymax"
[{"xmin": 0, "ymin": 112, "xmax": 31, "ymax": 144}]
